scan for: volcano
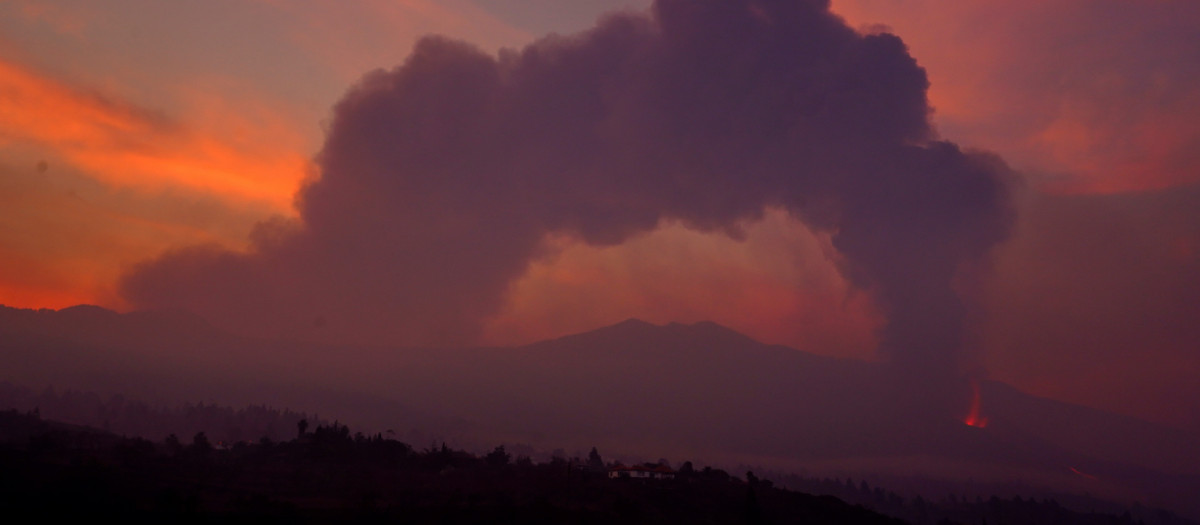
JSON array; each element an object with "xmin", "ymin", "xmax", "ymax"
[{"xmin": 1, "ymin": 305, "xmax": 1197, "ymax": 517}]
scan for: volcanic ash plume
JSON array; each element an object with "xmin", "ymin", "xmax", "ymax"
[{"xmin": 122, "ymin": 0, "xmax": 1014, "ymax": 412}]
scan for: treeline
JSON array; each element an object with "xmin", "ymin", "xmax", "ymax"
[
  {"xmin": 1, "ymin": 401, "xmax": 1193, "ymax": 524},
  {"xmin": 0, "ymin": 381, "xmax": 320, "ymax": 444},
  {"xmin": 767, "ymin": 472, "xmax": 1193, "ymax": 525},
  {"xmin": 0, "ymin": 409, "xmax": 902, "ymax": 523}
]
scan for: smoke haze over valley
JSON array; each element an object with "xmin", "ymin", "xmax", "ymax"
[
  {"xmin": 2, "ymin": 304, "xmax": 1198, "ymax": 519},
  {"xmin": 3, "ymin": 0, "xmax": 1200, "ymax": 521}
]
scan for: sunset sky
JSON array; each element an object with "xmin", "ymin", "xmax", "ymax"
[{"xmin": 2, "ymin": 1, "xmax": 1198, "ymax": 432}]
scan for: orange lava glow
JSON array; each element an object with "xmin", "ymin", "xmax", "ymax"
[
  {"xmin": 963, "ymin": 380, "xmax": 989, "ymax": 428},
  {"xmin": 1069, "ymin": 466, "xmax": 1098, "ymax": 480}
]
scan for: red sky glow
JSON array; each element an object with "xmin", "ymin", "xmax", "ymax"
[{"xmin": 1, "ymin": 0, "xmax": 1198, "ymax": 435}]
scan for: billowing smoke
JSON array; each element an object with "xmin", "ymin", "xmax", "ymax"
[{"xmin": 122, "ymin": 0, "xmax": 1013, "ymax": 407}]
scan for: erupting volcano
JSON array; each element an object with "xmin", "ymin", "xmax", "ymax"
[{"xmin": 963, "ymin": 380, "xmax": 989, "ymax": 428}]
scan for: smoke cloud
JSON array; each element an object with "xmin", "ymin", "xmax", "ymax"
[{"xmin": 122, "ymin": 0, "xmax": 1013, "ymax": 401}]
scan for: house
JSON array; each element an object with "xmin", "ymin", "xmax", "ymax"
[{"xmin": 608, "ymin": 463, "xmax": 676, "ymax": 480}]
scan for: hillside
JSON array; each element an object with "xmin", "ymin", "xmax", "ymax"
[
  {"xmin": 1, "ymin": 305, "xmax": 1198, "ymax": 518},
  {"xmin": 4, "ymin": 408, "xmax": 1191, "ymax": 524},
  {"xmin": 0, "ymin": 409, "xmax": 907, "ymax": 524}
]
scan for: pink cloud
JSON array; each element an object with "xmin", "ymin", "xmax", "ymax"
[{"xmin": 832, "ymin": 0, "xmax": 1200, "ymax": 193}]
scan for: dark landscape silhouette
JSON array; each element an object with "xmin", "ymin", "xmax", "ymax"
[
  {"xmin": 2, "ymin": 407, "xmax": 1192, "ymax": 524},
  {"xmin": 2, "ymin": 304, "xmax": 1198, "ymax": 522},
  {"xmin": 3, "ymin": 0, "xmax": 1199, "ymax": 523}
]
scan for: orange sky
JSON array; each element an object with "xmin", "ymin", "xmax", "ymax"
[
  {"xmin": 483, "ymin": 209, "xmax": 884, "ymax": 360},
  {"xmin": 0, "ymin": 57, "xmax": 308, "ymax": 309},
  {"xmin": 0, "ymin": 0, "xmax": 530, "ymax": 310},
  {"xmin": 7, "ymin": 0, "xmax": 1194, "ymax": 316},
  {"xmin": 2, "ymin": 0, "xmax": 1198, "ymax": 429},
  {"xmin": 831, "ymin": 0, "xmax": 1200, "ymax": 194}
]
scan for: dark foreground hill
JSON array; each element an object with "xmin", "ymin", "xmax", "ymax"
[
  {"xmin": 2, "ymin": 305, "xmax": 1199, "ymax": 519},
  {"xmin": 0, "ymin": 409, "xmax": 904, "ymax": 524},
  {"xmin": 6, "ymin": 409, "xmax": 1191, "ymax": 525}
]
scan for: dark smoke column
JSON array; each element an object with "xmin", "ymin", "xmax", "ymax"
[{"xmin": 122, "ymin": 0, "xmax": 1014, "ymax": 416}]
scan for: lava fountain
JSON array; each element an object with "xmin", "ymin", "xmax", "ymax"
[{"xmin": 963, "ymin": 379, "xmax": 989, "ymax": 428}]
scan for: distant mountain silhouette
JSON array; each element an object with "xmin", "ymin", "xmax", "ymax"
[{"xmin": 2, "ymin": 304, "xmax": 1198, "ymax": 518}]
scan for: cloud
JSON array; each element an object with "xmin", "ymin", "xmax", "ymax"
[
  {"xmin": 267, "ymin": 0, "xmax": 533, "ymax": 84},
  {"xmin": 122, "ymin": 0, "xmax": 1014, "ymax": 407},
  {"xmin": 482, "ymin": 209, "xmax": 885, "ymax": 360},
  {"xmin": 0, "ymin": 59, "xmax": 310, "ymax": 211},
  {"xmin": 832, "ymin": 0, "xmax": 1200, "ymax": 194},
  {"xmin": 0, "ymin": 156, "xmax": 272, "ymax": 310},
  {"xmin": 0, "ymin": 58, "xmax": 316, "ymax": 309},
  {"xmin": 981, "ymin": 184, "xmax": 1200, "ymax": 431},
  {"xmin": 830, "ymin": 0, "xmax": 1200, "ymax": 430}
]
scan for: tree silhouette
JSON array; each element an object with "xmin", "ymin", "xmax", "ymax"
[
  {"xmin": 587, "ymin": 447, "xmax": 605, "ymax": 470},
  {"xmin": 680, "ymin": 461, "xmax": 695, "ymax": 476},
  {"xmin": 745, "ymin": 471, "xmax": 763, "ymax": 524},
  {"xmin": 165, "ymin": 433, "xmax": 183, "ymax": 455},
  {"xmin": 486, "ymin": 445, "xmax": 510, "ymax": 467},
  {"xmin": 297, "ymin": 418, "xmax": 308, "ymax": 438},
  {"xmin": 192, "ymin": 431, "xmax": 212, "ymax": 455}
]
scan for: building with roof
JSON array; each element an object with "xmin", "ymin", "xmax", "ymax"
[{"xmin": 608, "ymin": 463, "xmax": 676, "ymax": 480}]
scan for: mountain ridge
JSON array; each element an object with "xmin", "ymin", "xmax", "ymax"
[{"xmin": 1, "ymin": 304, "xmax": 1198, "ymax": 518}]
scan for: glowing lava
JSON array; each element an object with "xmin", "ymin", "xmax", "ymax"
[
  {"xmin": 963, "ymin": 380, "xmax": 989, "ymax": 428},
  {"xmin": 1069, "ymin": 466, "xmax": 1098, "ymax": 480}
]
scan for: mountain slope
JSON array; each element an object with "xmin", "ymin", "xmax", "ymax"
[{"xmin": 2, "ymin": 304, "xmax": 1198, "ymax": 517}]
